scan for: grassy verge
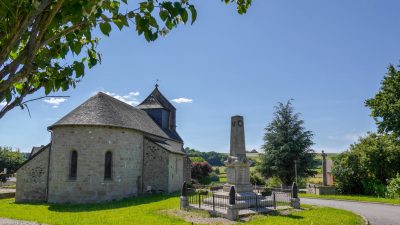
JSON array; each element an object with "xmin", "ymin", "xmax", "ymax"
[
  {"xmin": 0, "ymin": 184, "xmax": 16, "ymax": 189},
  {"xmin": 0, "ymin": 196, "xmax": 364, "ymax": 225},
  {"xmin": 246, "ymin": 205, "xmax": 364, "ymax": 225},
  {"xmin": 300, "ymin": 193, "xmax": 400, "ymax": 205}
]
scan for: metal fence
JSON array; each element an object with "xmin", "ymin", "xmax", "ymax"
[
  {"xmin": 185, "ymin": 187, "xmax": 292, "ymax": 212},
  {"xmin": 187, "ymin": 188, "xmax": 231, "ymax": 211},
  {"xmin": 270, "ymin": 186, "xmax": 292, "ymax": 207}
]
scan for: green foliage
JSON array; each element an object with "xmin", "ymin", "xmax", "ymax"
[
  {"xmin": 214, "ymin": 167, "xmax": 220, "ymax": 174},
  {"xmin": 332, "ymin": 133, "xmax": 400, "ymax": 195},
  {"xmin": 387, "ymin": 174, "xmax": 400, "ymax": 199},
  {"xmin": 361, "ymin": 178, "xmax": 387, "ymax": 197},
  {"xmin": 0, "ymin": 146, "xmax": 24, "ymax": 174},
  {"xmin": 209, "ymin": 171, "xmax": 220, "ymax": 182},
  {"xmin": 366, "ymin": 65, "xmax": 400, "ymax": 137},
  {"xmin": 189, "ymin": 157, "xmax": 205, "ymax": 162},
  {"xmin": 257, "ymin": 100, "xmax": 317, "ymax": 185},
  {"xmin": 0, "ymin": 0, "xmax": 251, "ymax": 119},
  {"xmin": 185, "ymin": 147, "xmax": 228, "ymax": 166},
  {"xmin": 250, "ymin": 170, "xmax": 266, "ymax": 185},
  {"xmin": 266, "ymin": 176, "xmax": 282, "ymax": 187}
]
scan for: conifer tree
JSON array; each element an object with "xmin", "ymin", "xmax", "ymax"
[{"xmin": 257, "ymin": 100, "xmax": 317, "ymax": 186}]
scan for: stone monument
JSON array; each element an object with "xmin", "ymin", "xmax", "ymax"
[
  {"xmin": 223, "ymin": 115, "xmax": 253, "ymax": 193},
  {"xmin": 321, "ymin": 150, "xmax": 328, "ymax": 186}
]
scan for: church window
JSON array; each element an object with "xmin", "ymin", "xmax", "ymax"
[
  {"xmin": 69, "ymin": 150, "xmax": 78, "ymax": 180},
  {"xmin": 104, "ymin": 151, "xmax": 112, "ymax": 179}
]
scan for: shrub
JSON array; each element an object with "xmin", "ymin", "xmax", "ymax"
[
  {"xmin": 191, "ymin": 162, "xmax": 212, "ymax": 181},
  {"xmin": 333, "ymin": 133, "xmax": 400, "ymax": 195},
  {"xmin": 362, "ymin": 178, "xmax": 387, "ymax": 197},
  {"xmin": 0, "ymin": 174, "xmax": 7, "ymax": 183},
  {"xmin": 199, "ymin": 176, "xmax": 212, "ymax": 185},
  {"xmin": 266, "ymin": 176, "xmax": 282, "ymax": 187},
  {"xmin": 214, "ymin": 167, "xmax": 220, "ymax": 174},
  {"xmin": 387, "ymin": 174, "xmax": 400, "ymax": 199},
  {"xmin": 250, "ymin": 170, "xmax": 266, "ymax": 185},
  {"xmin": 209, "ymin": 172, "xmax": 220, "ymax": 182}
]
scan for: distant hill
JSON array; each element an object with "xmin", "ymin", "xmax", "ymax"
[{"xmin": 184, "ymin": 147, "xmax": 228, "ymax": 166}]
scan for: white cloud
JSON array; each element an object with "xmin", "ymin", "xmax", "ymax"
[
  {"xmin": 171, "ymin": 97, "xmax": 193, "ymax": 104},
  {"xmin": 43, "ymin": 98, "xmax": 67, "ymax": 108},
  {"xmin": 104, "ymin": 91, "xmax": 140, "ymax": 106},
  {"xmin": 328, "ymin": 132, "xmax": 366, "ymax": 142}
]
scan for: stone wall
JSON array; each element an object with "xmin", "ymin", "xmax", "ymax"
[
  {"xmin": 183, "ymin": 155, "xmax": 191, "ymax": 183},
  {"xmin": 16, "ymin": 146, "xmax": 50, "ymax": 202},
  {"xmin": 168, "ymin": 153, "xmax": 184, "ymax": 193},
  {"xmin": 47, "ymin": 126, "xmax": 143, "ymax": 203},
  {"xmin": 143, "ymin": 139, "xmax": 168, "ymax": 192},
  {"xmin": 306, "ymin": 183, "xmax": 336, "ymax": 195}
]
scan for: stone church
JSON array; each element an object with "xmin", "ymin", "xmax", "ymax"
[{"xmin": 16, "ymin": 86, "xmax": 191, "ymax": 203}]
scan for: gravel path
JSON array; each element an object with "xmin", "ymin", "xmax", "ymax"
[
  {"xmin": 302, "ymin": 198, "xmax": 400, "ymax": 225},
  {"xmin": 0, "ymin": 218, "xmax": 46, "ymax": 225}
]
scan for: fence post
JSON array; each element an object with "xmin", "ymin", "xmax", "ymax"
[
  {"xmin": 273, "ymin": 191, "xmax": 276, "ymax": 210},
  {"xmin": 198, "ymin": 193, "xmax": 201, "ymax": 209},
  {"xmin": 255, "ymin": 193, "xmax": 258, "ymax": 210},
  {"xmin": 227, "ymin": 186, "xmax": 238, "ymax": 221},
  {"xmin": 290, "ymin": 182, "xmax": 301, "ymax": 209},
  {"xmin": 180, "ymin": 182, "xmax": 188, "ymax": 209},
  {"xmin": 212, "ymin": 194, "xmax": 215, "ymax": 211},
  {"xmin": 292, "ymin": 182, "xmax": 298, "ymax": 199}
]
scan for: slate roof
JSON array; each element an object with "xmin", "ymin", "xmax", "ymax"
[
  {"xmin": 146, "ymin": 137, "xmax": 185, "ymax": 155},
  {"xmin": 30, "ymin": 145, "xmax": 46, "ymax": 158},
  {"xmin": 137, "ymin": 86, "xmax": 176, "ymax": 111},
  {"xmin": 49, "ymin": 92, "xmax": 182, "ymax": 143}
]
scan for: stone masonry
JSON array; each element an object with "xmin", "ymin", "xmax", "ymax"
[
  {"xmin": 223, "ymin": 115, "xmax": 252, "ymax": 193},
  {"xmin": 47, "ymin": 126, "xmax": 144, "ymax": 203},
  {"xmin": 16, "ymin": 146, "xmax": 50, "ymax": 202}
]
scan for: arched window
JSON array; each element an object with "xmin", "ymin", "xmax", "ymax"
[
  {"xmin": 104, "ymin": 151, "xmax": 112, "ymax": 179},
  {"xmin": 69, "ymin": 150, "xmax": 78, "ymax": 179}
]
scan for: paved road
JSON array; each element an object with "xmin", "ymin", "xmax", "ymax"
[
  {"xmin": 302, "ymin": 198, "xmax": 400, "ymax": 225},
  {"xmin": 0, "ymin": 218, "xmax": 45, "ymax": 225}
]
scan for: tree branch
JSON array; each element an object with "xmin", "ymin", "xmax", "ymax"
[
  {"xmin": 0, "ymin": 0, "xmax": 52, "ymax": 66},
  {"xmin": 22, "ymin": 95, "xmax": 70, "ymax": 105}
]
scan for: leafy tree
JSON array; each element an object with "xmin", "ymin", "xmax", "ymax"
[
  {"xmin": 257, "ymin": 100, "xmax": 317, "ymax": 186},
  {"xmin": 333, "ymin": 133, "xmax": 400, "ymax": 195},
  {"xmin": 365, "ymin": 65, "xmax": 400, "ymax": 137},
  {"xmin": 0, "ymin": 0, "xmax": 251, "ymax": 119},
  {"xmin": 0, "ymin": 146, "xmax": 25, "ymax": 174}
]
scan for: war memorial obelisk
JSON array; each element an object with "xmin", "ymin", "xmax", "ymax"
[{"xmin": 223, "ymin": 115, "xmax": 253, "ymax": 193}]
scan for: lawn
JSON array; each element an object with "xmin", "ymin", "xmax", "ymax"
[
  {"xmin": 300, "ymin": 193, "xmax": 400, "ymax": 205},
  {"xmin": 0, "ymin": 196, "xmax": 364, "ymax": 225}
]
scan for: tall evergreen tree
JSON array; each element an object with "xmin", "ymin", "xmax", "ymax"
[{"xmin": 257, "ymin": 100, "xmax": 316, "ymax": 186}]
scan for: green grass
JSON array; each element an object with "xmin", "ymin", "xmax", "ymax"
[
  {"xmin": 246, "ymin": 205, "xmax": 363, "ymax": 225},
  {"xmin": 300, "ymin": 193, "xmax": 400, "ymax": 205},
  {"xmin": 0, "ymin": 196, "xmax": 364, "ymax": 225},
  {"xmin": 1, "ymin": 184, "xmax": 16, "ymax": 189}
]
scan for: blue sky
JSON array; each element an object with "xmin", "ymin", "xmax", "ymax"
[{"xmin": 1, "ymin": 0, "xmax": 400, "ymax": 153}]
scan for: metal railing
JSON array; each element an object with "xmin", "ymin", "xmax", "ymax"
[{"xmin": 182, "ymin": 182, "xmax": 299, "ymax": 215}]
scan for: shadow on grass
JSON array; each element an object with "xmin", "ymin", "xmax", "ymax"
[
  {"xmin": 260, "ymin": 209, "xmax": 304, "ymax": 220},
  {"xmin": 14, "ymin": 194, "xmax": 176, "ymax": 213}
]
